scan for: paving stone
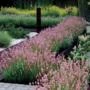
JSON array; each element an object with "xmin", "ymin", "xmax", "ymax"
[
  {"xmin": 0, "ymin": 48, "xmax": 5, "ymax": 52},
  {"xmin": 26, "ymin": 32, "xmax": 38, "ymax": 38},
  {"xmin": 86, "ymin": 26, "xmax": 90, "ymax": 34},
  {"xmin": 10, "ymin": 39, "xmax": 25, "ymax": 46},
  {"xmin": 0, "ymin": 83, "xmax": 37, "ymax": 90},
  {"xmin": 0, "ymin": 87, "xmax": 7, "ymax": 90}
]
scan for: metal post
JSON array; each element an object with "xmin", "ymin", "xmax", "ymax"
[{"xmin": 36, "ymin": 7, "xmax": 41, "ymax": 33}]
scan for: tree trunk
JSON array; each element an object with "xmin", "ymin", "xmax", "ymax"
[{"xmin": 78, "ymin": 0, "xmax": 87, "ymax": 17}]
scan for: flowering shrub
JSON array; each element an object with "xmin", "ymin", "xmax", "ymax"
[
  {"xmin": 2, "ymin": 50, "xmax": 62, "ymax": 84},
  {"xmin": 0, "ymin": 17, "xmax": 88, "ymax": 89},
  {"xmin": 3, "ymin": 50, "xmax": 88, "ymax": 89},
  {"xmin": 37, "ymin": 60, "xmax": 88, "ymax": 90},
  {"xmin": 0, "ymin": 17, "xmax": 86, "ymax": 70},
  {"xmin": 3, "ymin": 57, "xmax": 43, "ymax": 84}
]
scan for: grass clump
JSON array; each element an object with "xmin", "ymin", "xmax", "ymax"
[
  {"xmin": 3, "ymin": 58, "xmax": 41, "ymax": 84},
  {"xmin": 3, "ymin": 58, "xmax": 29, "ymax": 84}
]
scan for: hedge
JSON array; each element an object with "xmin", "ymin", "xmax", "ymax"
[
  {"xmin": 0, "ymin": 6, "xmax": 78, "ymax": 16},
  {"xmin": 0, "ymin": 14, "xmax": 62, "ymax": 28}
]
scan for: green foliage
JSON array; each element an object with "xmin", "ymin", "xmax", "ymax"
[
  {"xmin": 3, "ymin": 58, "xmax": 41, "ymax": 83},
  {"xmin": 51, "ymin": 40, "xmax": 61, "ymax": 52},
  {"xmin": 0, "ymin": 31, "xmax": 12, "ymax": 47},
  {"xmin": 8, "ymin": 27, "xmax": 30, "ymax": 39},
  {"xmin": 68, "ymin": 35, "xmax": 90, "ymax": 61},
  {"xmin": 71, "ymin": 6, "xmax": 79, "ymax": 16},
  {"xmin": 0, "ymin": 6, "xmax": 78, "ymax": 17},
  {"xmin": 41, "ymin": 16, "xmax": 62, "ymax": 27},
  {"xmin": 3, "ymin": 58, "xmax": 30, "ymax": 83},
  {"xmin": 42, "ymin": 6, "xmax": 67, "ymax": 17},
  {"xmin": 51, "ymin": 36, "xmax": 73, "ymax": 52},
  {"xmin": 28, "ymin": 62, "xmax": 41, "ymax": 82},
  {"xmin": 0, "ymin": 25, "xmax": 30, "ymax": 39},
  {"xmin": 1, "ymin": 7, "xmax": 35, "ymax": 15},
  {"xmin": 0, "ymin": 14, "xmax": 36, "ymax": 28},
  {"xmin": 59, "ymin": 8, "xmax": 67, "ymax": 16},
  {"xmin": 68, "ymin": 45, "xmax": 86, "ymax": 60},
  {"xmin": 83, "ymin": 41, "xmax": 90, "ymax": 52},
  {"xmin": 61, "ymin": 37, "xmax": 73, "ymax": 50},
  {"xmin": 0, "ymin": 14, "xmax": 61, "ymax": 28},
  {"xmin": 65, "ymin": 6, "xmax": 78, "ymax": 16}
]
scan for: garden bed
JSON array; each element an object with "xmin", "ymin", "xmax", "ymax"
[{"xmin": 0, "ymin": 17, "xmax": 86, "ymax": 86}]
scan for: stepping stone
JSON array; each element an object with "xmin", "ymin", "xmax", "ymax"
[
  {"xmin": 0, "ymin": 48, "xmax": 5, "ymax": 52},
  {"xmin": 10, "ymin": 39, "xmax": 25, "ymax": 46},
  {"xmin": 0, "ymin": 83, "xmax": 37, "ymax": 90},
  {"xmin": 26, "ymin": 32, "xmax": 38, "ymax": 38}
]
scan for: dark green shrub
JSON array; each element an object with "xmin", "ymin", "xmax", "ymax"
[
  {"xmin": 51, "ymin": 36, "xmax": 73, "ymax": 52},
  {"xmin": 61, "ymin": 37, "xmax": 73, "ymax": 49},
  {"xmin": 0, "ymin": 31, "xmax": 12, "ymax": 47},
  {"xmin": 7, "ymin": 26, "xmax": 30, "ymax": 39},
  {"xmin": 0, "ymin": 25, "xmax": 30, "ymax": 39}
]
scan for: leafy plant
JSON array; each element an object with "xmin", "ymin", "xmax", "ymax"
[
  {"xmin": 0, "ymin": 31, "xmax": 12, "ymax": 47},
  {"xmin": 68, "ymin": 45, "xmax": 86, "ymax": 60},
  {"xmin": 68, "ymin": 35, "xmax": 90, "ymax": 61}
]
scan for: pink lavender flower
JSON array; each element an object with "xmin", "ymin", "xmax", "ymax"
[{"xmin": 0, "ymin": 16, "xmax": 86, "ymax": 70}]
